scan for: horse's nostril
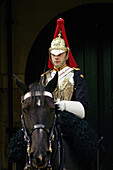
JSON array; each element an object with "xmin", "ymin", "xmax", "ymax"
[
  {"xmin": 31, "ymin": 155, "xmax": 43, "ymax": 168},
  {"xmin": 31, "ymin": 152, "xmax": 50, "ymax": 168},
  {"xmin": 38, "ymin": 154, "xmax": 43, "ymax": 161},
  {"xmin": 35, "ymin": 154, "xmax": 45, "ymax": 166}
]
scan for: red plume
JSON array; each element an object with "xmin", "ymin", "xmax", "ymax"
[{"xmin": 48, "ymin": 18, "xmax": 77, "ymax": 69}]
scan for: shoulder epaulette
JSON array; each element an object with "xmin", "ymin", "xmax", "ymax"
[
  {"xmin": 41, "ymin": 69, "xmax": 52, "ymax": 77},
  {"xmin": 73, "ymin": 67, "xmax": 80, "ymax": 71}
]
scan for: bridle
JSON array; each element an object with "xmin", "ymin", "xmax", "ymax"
[{"xmin": 21, "ymin": 90, "xmax": 63, "ymax": 170}]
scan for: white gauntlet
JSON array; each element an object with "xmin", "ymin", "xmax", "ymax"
[{"xmin": 55, "ymin": 100, "xmax": 85, "ymax": 119}]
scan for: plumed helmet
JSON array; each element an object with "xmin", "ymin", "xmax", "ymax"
[{"xmin": 48, "ymin": 18, "xmax": 78, "ymax": 69}]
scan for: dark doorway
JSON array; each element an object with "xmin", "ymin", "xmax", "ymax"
[{"xmin": 25, "ymin": 3, "xmax": 113, "ymax": 170}]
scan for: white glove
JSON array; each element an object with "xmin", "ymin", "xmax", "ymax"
[{"xmin": 55, "ymin": 100, "xmax": 85, "ymax": 119}]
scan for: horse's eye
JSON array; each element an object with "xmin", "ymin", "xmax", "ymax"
[
  {"xmin": 22, "ymin": 108, "xmax": 28, "ymax": 114},
  {"xmin": 50, "ymin": 108, "xmax": 55, "ymax": 113}
]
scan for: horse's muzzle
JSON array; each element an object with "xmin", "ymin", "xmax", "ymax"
[{"xmin": 31, "ymin": 151, "xmax": 51, "ymax": 169}]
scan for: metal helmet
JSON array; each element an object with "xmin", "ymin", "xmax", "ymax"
[{"xmin": 49, "ymin": 33, "xmax": 69, "ymax": 56}]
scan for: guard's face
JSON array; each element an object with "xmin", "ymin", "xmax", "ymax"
[{"xmin": 51, "ymin": 52, "xmax": 68, "ymax": 68}]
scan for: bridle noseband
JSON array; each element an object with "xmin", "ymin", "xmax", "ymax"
[{"xmin": 21, "ymin": 90, "xmax": 62, "ymax": 170}]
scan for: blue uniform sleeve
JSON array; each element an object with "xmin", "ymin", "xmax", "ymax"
[{"xmin": 72, "ymin": 70, "xmax": 90, "ymax": 110}]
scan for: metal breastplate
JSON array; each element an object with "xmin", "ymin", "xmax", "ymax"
[{"xmin": 53, "ymin": 70, "xmax": 74, "ymax": 101}]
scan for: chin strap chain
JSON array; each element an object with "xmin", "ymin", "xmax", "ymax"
[{"xmin": 24, "ymin": 140, "xmax": 31, "ymax": 170}]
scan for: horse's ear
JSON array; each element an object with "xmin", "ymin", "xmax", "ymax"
[
  {"xmin": 45, "ymin": 72, "xmax": 58, "ymax": 93},
  {"xmin": 13, "ymin": 74, "xmax": 29, "ymax": 95}
]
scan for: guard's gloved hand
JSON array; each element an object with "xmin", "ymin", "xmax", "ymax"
[{"xmin": 55, "ymin": 100, "xmax": 85, "ymax": 119}]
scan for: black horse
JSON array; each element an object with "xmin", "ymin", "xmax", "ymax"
[
  {"xmin": 12, "ymin": 73, "xmax": 81, "ymax": 170},
  {"xmin": 8, "ymin": 73, "xmax": 102, "ymax": 170}
]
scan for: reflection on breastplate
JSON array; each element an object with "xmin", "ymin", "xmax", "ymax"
[{"xmin": 53, "ymin": 73, "xmax": 74, "ymax": 101}]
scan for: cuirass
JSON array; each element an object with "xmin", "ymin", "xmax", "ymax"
[
  {"xmin": 45, "ymin": 66, "xmax": 75, "ymax": 101},
  {"xmin": 53, "ymin": 70, "xmax": 74, "ymax": 101}
]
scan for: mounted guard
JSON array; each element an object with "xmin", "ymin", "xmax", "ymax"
[{"xmin": 7, "ymin": 18, "xmax": 105, "ymax": 170}]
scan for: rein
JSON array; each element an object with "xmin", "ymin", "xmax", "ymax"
[{"xmin": 21, "ymin": 91, "xmax": 63, "ymax": 170}]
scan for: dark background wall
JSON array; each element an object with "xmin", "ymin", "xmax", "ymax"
[{"xmin": 0, "ymin": 1, "xmax": 113, "ymax": 170}]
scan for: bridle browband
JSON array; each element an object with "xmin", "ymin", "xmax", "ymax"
[
  {"xmin": 21, "ymin": 91, "xmax": 53, "ymax": 102},
  {"xmin": 21, "ymin": 90, "xmax": 63, "ymax": 170}
]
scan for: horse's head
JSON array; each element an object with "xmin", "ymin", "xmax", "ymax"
[{"xmin": 14, "ymin": 73, "xmax": 58, "ymax": 169}]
